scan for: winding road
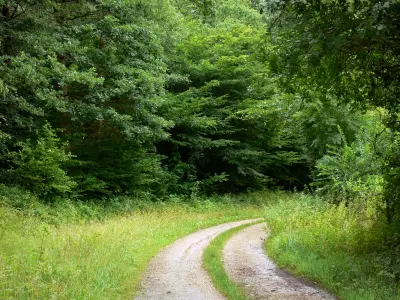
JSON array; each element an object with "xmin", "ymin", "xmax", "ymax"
[{"xmin": 135, "ymin": 219, "xmax": 335, "ymax": 300}]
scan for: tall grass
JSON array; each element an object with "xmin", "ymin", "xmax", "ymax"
[
  {"xmin": 0, "ymin": 187, "xmax": 264, "ymax": 299},
  {"xmin": 264, "ymin": 194, "xmax": 400, "ymax": 300}
]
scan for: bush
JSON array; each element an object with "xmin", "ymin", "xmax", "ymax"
[
  {"xmin": 4, "ymin": 123, "xmax": 76, "ymax": 198},
  {"xmin": 314, "ymin": 119, "xmax": 388, "ymax": 203},
  {"xmin": 383, "ymin": 135, "xmax": 400, "ymax": 223},
  {"xmin": 0, "ymin": 184, "xmax": 39, "ymax": 210}
]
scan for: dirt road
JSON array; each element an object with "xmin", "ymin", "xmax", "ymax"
[
  {"xmin": 223, "ymin": 223, "xmax": 335, "ymax": 300},
  {"xmin": 136, "ymin": 220, "xmax": 335, "ymax": 300},
  {"xmin": 135, "ymin": 219, "xmax": 261, "ymax": 300}
]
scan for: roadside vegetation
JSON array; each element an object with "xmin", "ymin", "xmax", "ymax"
[{"xmin": 265, "ymin": 194, "xmax": 400, "ymax": 300}]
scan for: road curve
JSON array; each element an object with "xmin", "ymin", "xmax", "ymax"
[
  {"xmin": 135, "ymin": 218, "xmax": 262, "ymax": 300},
  {"xmin": 223, "ymin": 223, "xmax": 336, "ymax": 300}
]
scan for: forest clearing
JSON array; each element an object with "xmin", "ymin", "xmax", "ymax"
[{"xmin": 1, "ymin": 0, "xmax": 400, "ymax": 299}]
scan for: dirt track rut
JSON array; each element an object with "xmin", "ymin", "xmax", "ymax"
[
  {"xmin": 223, "ymin": 223, "xmax": 335, "ymax": 300},
  {"xmin": 135, "ymin": 219, "xmax": 261, "ymax": 300}
]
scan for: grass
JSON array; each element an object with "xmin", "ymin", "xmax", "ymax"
[
  {"xmin": 0, "ymin": 189, "xmax": 265, "ymax": 299},
  {"xmin": 264, "ymin": 193, "xmax": 400, "ymax": 300},
  {"xmin": 203, "ymin": 222, "xmax": 259, "ymax": 300}
]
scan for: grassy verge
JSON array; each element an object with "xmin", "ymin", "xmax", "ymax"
[
  {"xmin": 0, "ymin": 190, "xmax": 265, "ymax": 299},
  {"xmin": 203, "ymin": 221, "xmax": 263, "ymax": 300},
  {"xmin": 264, "ymin": 194, "xmax": 400, "ymax": 300}
]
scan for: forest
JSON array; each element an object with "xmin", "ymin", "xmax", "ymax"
[{"xmin": 0, "ymin": 0, "xmax": 399, "ymax": 299}]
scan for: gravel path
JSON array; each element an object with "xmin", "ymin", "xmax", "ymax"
[
  {"xmin": 223, "ymin": 223, "xmax": 336, "ymax": 300},
  {"xmin": 135, "ymin": 219, "xmax": 262, "ymax": 300}
]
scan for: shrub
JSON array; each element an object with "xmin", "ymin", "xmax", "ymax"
[
  {"xmin": 4, "ymin": 123, "xmax": 76, "ymax": 198},
  {"xmin": 314, "ymin": 119, "xmax": 388, "ymax": 203}
]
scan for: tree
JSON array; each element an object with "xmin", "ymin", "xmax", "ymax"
[
  {"xmin": 0, "ymin": 0, "xmax": 178, "ymax": 198},
  {"xmin": 265, "ymin": 0, "xmax": 400, "ymax": 221},
  {"xmin": 3, "ymin": 123, "xmax": 76, "ymax": 198},
  {"xmin": 266, "ymin": 0, "xmax": 400, "ymax": 120},
  {"xmin": 159, "ymin": 3, "xmax": 304, "ymax": 194}
]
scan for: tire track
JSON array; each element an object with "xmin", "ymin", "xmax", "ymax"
[
  {"xmin": 223, "ymin": 223, "xmax": 335, "ymax": 300},
  {"xmin": 135, "ymin": 219, "xmax": 262, "ymax": 300}
]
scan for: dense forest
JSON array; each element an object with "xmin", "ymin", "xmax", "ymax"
[
  {"xmin": 1, "ymin": 0, "xmax": 400, "ymax": 217},
  {"xmin": 1, "ymin": 0, "xmax": 399, "ymax": 216},
  {"xmin": 1, "ymin": 0, "xmax": 302, "ymax": 198},
  {"xmin": 1, "ymin": 0, "xmax": 400, "ymax": 298}
]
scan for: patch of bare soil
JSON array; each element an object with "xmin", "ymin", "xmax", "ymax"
[{"xmin": 223, "ymin": 223, "xmax": 336, "ymax": 300}]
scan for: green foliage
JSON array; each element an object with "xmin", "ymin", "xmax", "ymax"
[
  {"xmin": 314, "ymin": 115, "xmax": 388, "ymax": 201},
  {"xmin": 0, "ymin": 0, "xmax": 177, "ymax": 198},
  {"xmin": 1, "ymin": 0, "xmax": 398, "ymax": 297},
  {"xmin": 1, "ymin": 0, "xmax": 395, "ymax": 209},
  {"xmin": 266, "ymin": 0, "xmax": 400, "ymax": 116},
  {"xmin": 159, "ymin": 11, "xmax": 304, "ymax": 193},
  {"xmin": 3, "ymin": 124, "xmax": 76, "ymax": 197},
  {"xmin": 0, "ymin": 184, "xmax": 39, "ymax": 211},
  {"xmin": 293, "ymin": 95, "xmax": 361, "ymax": 162},
  {"xmin": 265, "ymin": 0, "xmax": 400, "ymax": 223},
  {"xmin": 383, "ymin": 134, "xmax": 400, "ymax": 223},
  {"xmin": 0, "ymin": 0, "xmax": 308, "ymax": 198}
]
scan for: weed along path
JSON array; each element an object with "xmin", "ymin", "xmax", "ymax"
[
  {"xmin": 135, "ymin": 219, "xmax": 262, "ymax": 300},
  {"xmin": 223, "ymin": 223, "xmax": 335, "ymax": 300}
]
